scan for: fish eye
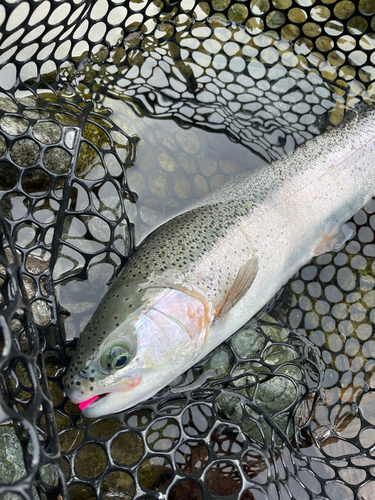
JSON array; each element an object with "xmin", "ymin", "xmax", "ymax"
[
  {"xmin": 114, "ymin": 353, "xmax": 128, "ymax": 368},
  {"xmin": 101, "ymin": 343, "xmax": 130, "ymax": 371}
]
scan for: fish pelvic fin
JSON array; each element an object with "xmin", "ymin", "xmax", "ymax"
[
  {"xmin": 217, "ymin": 255, "xmax": 259, "ymax": 318},
  {"xmin": 314, "ymin": 222, "xmax": 355, "ymax": 256}
]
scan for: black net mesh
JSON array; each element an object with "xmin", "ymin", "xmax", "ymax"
[
  {"xmin": 0, "ymin": 215, "xmax": 64, "ymax": 500},
  {"xmin": 1, "ymin": 1, "xmax": 375, "ymax": 499}
]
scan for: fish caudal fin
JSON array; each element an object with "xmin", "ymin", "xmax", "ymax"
[{"xmin": 217, "ymin": 255, "xmax": 259, "ymax": 318}]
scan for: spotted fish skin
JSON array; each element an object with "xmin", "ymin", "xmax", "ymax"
[{"xmin": 66, "ymin": 105, "xmax": 375, "ymax": 417}]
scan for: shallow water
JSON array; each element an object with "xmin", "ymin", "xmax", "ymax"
[{"xmin": 2, "ymin": 0, "xmax": 375, "ymax": 499}]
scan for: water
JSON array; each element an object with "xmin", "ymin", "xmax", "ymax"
[{"xmin": 2, "ymin": 0, "xmax": 375, "ymax": 499}]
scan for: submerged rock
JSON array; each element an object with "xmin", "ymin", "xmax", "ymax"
[{"xmin": 0, "ymin": 425, "xmax": 57, "ymax": 500}]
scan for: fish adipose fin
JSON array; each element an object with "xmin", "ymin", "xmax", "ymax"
[
  {"xmin": 314, "ymin": 223, "xmax": 355, "ymax": 256},
  {"xmin": 218, "ymin": 255, "xmax": 259, "ymax": 318}
]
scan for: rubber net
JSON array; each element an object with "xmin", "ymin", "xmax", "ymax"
[{"xmin": 0, "ymin": 1, "xmax": 375, "ymax": 499}]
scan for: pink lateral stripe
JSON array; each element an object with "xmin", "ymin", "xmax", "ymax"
[{"xmin": 79, "ymin": 396, "xmax": 99, "ymax": 411}]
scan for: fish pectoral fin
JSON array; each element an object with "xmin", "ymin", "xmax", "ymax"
[
  {"xmin": 217, "ymin": 255, "xmax": 259, "ymax": 318},
  {"xmin": 314, "ymin": 223, "xmax": 354, "ymax": 256}
]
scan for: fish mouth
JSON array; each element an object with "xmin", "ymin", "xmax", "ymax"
[
  {"xmin": 79, "ymin": 389, "xmax": 140, "ymax": 417},
  {"xmin": 78, "ymin": 393, "xmax": 109, "ymax": 411},
  {"xmin": 76, "ymin": 373, "xmax": 143, "ymax": 413}
]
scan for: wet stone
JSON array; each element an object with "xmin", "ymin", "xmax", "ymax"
[
  {"xmin": 39, "ymin": 463, "xmax": 59, "ymax": 487},
  {"xmin": 0, "ymin": 426, "xmax": 26, "ymax": 486},
  {"xmin": 0, "ymin": 134, "xmax": 6, "ymax": 156},
  {"xmin": 0, "ymin": 425, "xmax": 56, "ymax": 497},
  {"xmin": 216, "ymin": 394, "xmax": 243, "ymax": 422},
  {"xmin": 68, "ymin": 484, "xmax": 96, "ymax": 500},
  {"xmin": 140, "ymin": 206, "xmax": 162, "ymax": 227},
  {"xmin": 148, "ymin": 169, "xmax": 170, "ymax": 198},
  {"xmin": 48, "ymin": 380, "xmax": 64, "ymax": 407},
  {"xmin": 259, "ymin": 317, "xmax": 290, "ymax": 342},
  {"xmin": 231, "ymin": 326, "xmax": 266, "ymax": 359},
  {"xmin": 202, "ymin": 344, "xmax": 232, "ymax": 378},
  {"xmin": 0, "ymin": 97, "xmax": 18, "ymax": 112},
  {"xmin": 22, "ymin": 168, "xmax": 51, "ymax": 196},
  {"xmin": 10, "ymin": 139, "xmax": 40, "ymax": 167},
  {"xmin": 22, "ymin": 274, "xmax": 36, "ymax": 300},
  {"xmin": 11, "ymin": 319, "xmax": 22, "ymax": 333},
  {"xmin": 52, "ymin": 412, "xmax": 71, "ymax": 432},
  {"xmin": 138, "ymin": 456, "xmax": 173, "ymax": 491},
  {"xmin": 100, "ymin": 471, "xmax": 135, "ymax": 500},
  {"xmin": 251, "ymin": 373, "xmax": 299, "ymax": 416},
  {"xmin": 12, "ymin": 360, "xmax": 32, "ymax": 389},
  {"xmin": 0, "ymin": 116, "xmax": 29, "ymax": 136},
  {"xmin": 43, "ymin": 147, "xmax": 71, "ymax": 174},
  {"xmin": 173, "ymin": 171, "xmax": 192, "ymax": 199},
  {"xmin": 111, "ymin": 431, "xmax": 144, "ymax": 465},
  {"xmin": 0, "ymin": 161, "xmax": 18, "ymax": 190},
  {"xmin": 157, "ymin": 148, "xmax": 178, "ymax": 171},
  {"xmin": 179, "ymin": 152, "xmax": 197, "ymax": 174},
  {"xmin": 194, "ymin": 174, "xmax": 209, "ymax": 197},
  {"xmin": 89, "ymin": 418, "xmax": 120, "ymax": 440},
  {"xmin": 61, "ymin": 214, "xmax": 107, "ymax": 253},
  {"xmin": 23, "ymin": 108, "xmax": 50, "ymax": 120},
  {"xmin": 263, "ymin": 344, "xmax": 297, "ymax": 365},
  {"xmin": 55, "ymin": 112, "xmax": 79, "ymax": 127},
  {"xmin": 93, "ymin": 180, "xmax": 121, "ymax": 214},
  {"xmin": 88, "ymin": 216, "xmax": 110, "ymax": 243},
  {"xmin": 59, "ymin": 428, "xmax": 84, "ymax": 452},
  {"xmin": 31, "ymin": 299, "xmax": 51, "ymax": 326},
  {"xmin": 114, "ymin": 220, "xmax": 131, "ymax": 255},
  {"xmin": 33, "ymin": 121, "xmax": 62, "ymax": 144},
  {"xmin": 63, "ymin": 399, "xmax": 82, "ymax": 417},
  {"xmin": 175, "ymin": 129, "xmax": 200, "ymax": 154},
  {"xmin": 197, "ymin": 150, "xmax": 218, "ymax": 177},
  {"xmin": 75, "ymin": 444, "xmax": 107, "ymax": 478}
]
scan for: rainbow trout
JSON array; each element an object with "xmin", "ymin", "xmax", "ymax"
[{"xmin": 66, "ymin": 105, "xmax": 375, "ymax": 417}]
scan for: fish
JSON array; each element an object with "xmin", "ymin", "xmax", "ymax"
[{"xmin": 65, "ymin": 104, "xmax": 375, "ymax": 418}]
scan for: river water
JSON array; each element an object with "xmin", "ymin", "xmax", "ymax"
[{"xmin": 1, "ymin": 1, "xmax": 375, "ymax": 499}]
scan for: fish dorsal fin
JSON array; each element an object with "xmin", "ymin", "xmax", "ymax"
[{"xmin": 218, "ymin": 255, "xmax": 259, "ymax": 318}]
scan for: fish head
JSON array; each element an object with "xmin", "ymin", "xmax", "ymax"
[{"xmin": 65, "ymin": 281, "xmax": 208, "ymax": 417}]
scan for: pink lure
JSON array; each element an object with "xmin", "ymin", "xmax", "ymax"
[{"xmin": 78, "ymin": 396, "xmax": 99, "ymax": 411}]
